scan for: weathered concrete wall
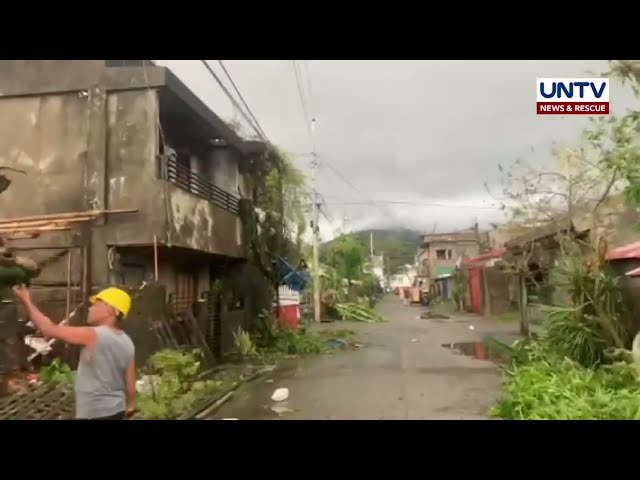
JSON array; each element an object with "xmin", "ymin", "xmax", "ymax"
[
  {"xmin": 0, "ymin": 93, "xmax": 89, "ymax": 216},
  {"xmin": 0, "ymin": 92, "xmax": 90, "ymax": 284},
  {"xmin": 168, "ymin": 186, "xmax": 243, "ymax": 258},
  {"xmin": 0, "ymin": 61, "xmax": 105, "ymax": 97},
  {"xmin": 89, "ymin": 89, "xmax": 166, "ymax": 287},
  {"xmin": 428, "ymin": 241, "xmax": 480, "ymax": 269}
]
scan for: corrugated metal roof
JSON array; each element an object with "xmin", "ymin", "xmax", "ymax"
[{"xmin": 606, "ymin": 241, "xmax": 640, "ymax": 261}]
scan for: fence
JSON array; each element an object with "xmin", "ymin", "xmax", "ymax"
[{"xmin": 159, "ymin": 155, "xmax": 240, "ymax": 215}]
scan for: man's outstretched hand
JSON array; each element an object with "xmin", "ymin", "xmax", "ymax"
[{"xmin": 13, "ymin": 285, "xmax": 32, "ymax": 305}]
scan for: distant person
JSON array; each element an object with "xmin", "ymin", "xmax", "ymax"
[{"xmin": 13, "ymin": 285, "xmax": 136, "ymax": 420}]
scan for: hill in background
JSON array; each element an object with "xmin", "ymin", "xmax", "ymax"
[{"xmin": 321, "ymin": 228, "xmax": 422, "ymax": 274}]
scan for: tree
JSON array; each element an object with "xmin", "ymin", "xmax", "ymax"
[
  {"xmin": 489, "ymin": 146, "xmax": 616, "ymax": 235},
  {"xmin": 258, "ymin": 145, "xmax": 311, "ymax": 265},
  {"xmin": 322, "ymin": 234, "xmax": 367, "ymax": 284},
  {"xmin": 582, "ymin": 61, "xmax": 640, "ymax": 212}
]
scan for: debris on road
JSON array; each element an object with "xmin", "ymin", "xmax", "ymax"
[
  {"xmin": 411, "ymin": 338, "xmax": 419, "ymax": 343},
  {"xmin": 327, "ymin": 338, "xmax": 348, "ymax": 349},
  {"xmin": 335, "ymin": 302, "xmax": 385, "ymax": 323},
  {"xmin": 469, "ymin": 325, "xmax": 475, "ymax": 331},
  {"xmin": 271, "ymin": 403, "xmax": 294, "ymax": 416},
  {"xmin": 420, "ymin": 311, "xmax": 450, "ymax": 320},
  {"xmin": 271, "ymin": 387, "xmax": 289, "ymax": 402}
]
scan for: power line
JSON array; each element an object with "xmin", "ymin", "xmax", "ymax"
[
  {"xmin": 303, "ymin": 60, "xmax": 314, "ymax": 116},
  {"xmin": 217, "ymin": 60, "xmax": 268, "ymax": 140},
  {"xmin": 323, "ymin": 200, "xmax": 503, "ymax": 210},
  {"xmin": 292, "ymin": 60, "xmax": 314, "ymax": 147},
  {"xmin": 200, "ymin": 60, "xmax": 267, "ymax": 142},
  {"xmin": 321, "ymin": 160, "xmax": 404, "ymax": 222}
]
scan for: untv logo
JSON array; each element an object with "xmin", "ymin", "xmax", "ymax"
[{"xmin": 536, "ymin": 78, "xmax": 610, "ymax": 115}]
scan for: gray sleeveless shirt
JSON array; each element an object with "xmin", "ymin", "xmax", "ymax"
[{"xmin": 75, "ymin": 326, "xmax": 135, "ymax": 419}]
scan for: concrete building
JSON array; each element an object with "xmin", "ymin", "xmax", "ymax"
[
  {"xmin": 419, "ymin": 228, "xmax": 483, "ymax": 292},
  {"xmin": 0, "ymin": 60, "xmax": 267, "ymax": 355}
]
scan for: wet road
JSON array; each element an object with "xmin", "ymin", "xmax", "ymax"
[{"xmin": 210, "ymin": 296, "xmax": 520, "ymax": 420}]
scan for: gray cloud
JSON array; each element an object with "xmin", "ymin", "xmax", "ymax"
[{"xmin": 155, "ymin": 60, "xmax": 635, "ymax": 237}]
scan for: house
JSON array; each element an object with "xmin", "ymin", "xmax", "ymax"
[
  {"xmin": 419, "ymin": 227, "xmax": 483, "ymax": 294},
  {"xmin": 0, "ymin": 60, "xmax": 268, "ymax": 357},
  {"xmin": 607, "ymin": 241, "xmax": 640, "ymax": 334}
]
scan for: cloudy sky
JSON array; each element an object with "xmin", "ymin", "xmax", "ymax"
[{"xmin": 155, "ymin": 60, "xmax": 634, "ymax": 240}]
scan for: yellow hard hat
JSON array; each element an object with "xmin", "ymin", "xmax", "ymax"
[{"xmin": 90, "ymin": 287, "xmax": 132, "ymax": 318}]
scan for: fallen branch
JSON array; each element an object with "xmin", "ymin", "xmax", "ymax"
[{"xmin": 195, "ymin": 392, "xmax": 234, "ymax": 419}]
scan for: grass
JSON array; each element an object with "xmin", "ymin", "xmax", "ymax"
[
  {"xmin": 429, "ymin": 300, "xmax": 457, "ymax": 316},
  {"xmin": 496, "ymin": 311, "xmax": 520, "ymax": 323}
]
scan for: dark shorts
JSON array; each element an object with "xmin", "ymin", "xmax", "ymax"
[{"xmin": 77, "ymin": 411, "xmax": 125, "ymax": 420}]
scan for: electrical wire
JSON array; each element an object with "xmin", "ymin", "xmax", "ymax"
[
  {"xmin": 218, "ymin": 60, "xmax": 268, "ymax": 140},
  {"xmin": 200, "ymin": 60, "xmax": 267, "ymax": 142},
  {"xmin": 323, "ymin": 200, "xmax": 503, "ymax": 210},
  {"xmin": 292, "ymin": 60, "xmax": 314, "ymax": 146}
]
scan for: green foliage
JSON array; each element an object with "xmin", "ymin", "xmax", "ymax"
[
  {"xmin": 258, "ymin": 146, "xmax": 310, "ymax": 263},
  {"xmin": 490, "ymin": 354, "xmax": 640, "ymax": 420},
  {"xmin": 249, "ymin": 311, "xmax": 354, "ymax": 362},
  {"xmin": 360, "ymin": 273, "xmax": 383, "ymax": 305},
  {"xmin": 233, "ymin": 327, "xmax": 258, "ymax": 359},
  {"xmin": 322, "ymin": 234, "xmax": 367, "ymax": 282},
  {"xmin": 487, "ymin": 61, "xmax": 640, "ymax": 421},
  {"xmin": 490, "ymin": 238, "xmax": 638, "ymax": 419},
  {"xmin": 39, "ymin": 358, "xmax": 73, "ymax": 385},
  {"xmin": 334, "ymin": 302, "xmax": 385, "ymax": 323},
  {"xmin": 322, "ymin": 228, "xmax": 421, "ymax": 275},
  {"xmin": 137, "ymin": 349, "xmax": 220, "ymax": 420},
  {"xmin": 581, "ymin": 61, "xmax": 640, "ymax": 216},
  {"xmin": 543, "ymin": 239, "xmax": 630, "ymax": 367}
]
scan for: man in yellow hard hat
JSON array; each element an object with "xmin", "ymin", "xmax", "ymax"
[{"xmin": 13, "ymin": 285, "xmax": 136, "ymax": 420}]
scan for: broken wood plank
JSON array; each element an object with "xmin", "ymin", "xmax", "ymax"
[
  {"xmin": 184, "ymin": 309, "xmax": 215, "ymax": 364},
  {"xmin": 0, "ymin": 217, "xmax": 93, "ymax": 230},
  {"xmin": 0, "ymin": 226, "xmax": 72, "ymax": 235},
  {"xmin": 0, "ymin": 209, "xmax": 138, "ymax": 225}
]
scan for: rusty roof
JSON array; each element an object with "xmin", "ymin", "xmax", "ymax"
[
  {"xmin": 504, "ymin": 217, "xmax": 575, "ymax": 249},
  {"xmin": 607, "ymin": 241, "xmax": 640, "ymax": 261}
]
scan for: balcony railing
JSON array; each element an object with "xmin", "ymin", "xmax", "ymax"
[{"xmin": 159, "ymin": 155, "xmax": 240, "ymax": 215}]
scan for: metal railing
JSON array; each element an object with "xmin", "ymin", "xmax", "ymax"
[{"xmin": 159, "ymin": 155, "xmax": 240, "ymax": 215}]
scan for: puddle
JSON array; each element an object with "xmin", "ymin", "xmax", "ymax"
[
  {"xmin": 441, "ymin": 342, "xmax": 507, "ymax": 362},
  {"xmin": 206, "ymin": 358, "xmax": 305, "ymax": 420}
]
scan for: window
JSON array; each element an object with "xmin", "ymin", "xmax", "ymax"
[{"xmin": 436, "ymin": 249, "xmax": 453, "ymax": 260}]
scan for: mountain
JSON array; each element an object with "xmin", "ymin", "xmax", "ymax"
[{"xmin": 321, "ymin": 228, "xmax": 422, "ymax": 274}]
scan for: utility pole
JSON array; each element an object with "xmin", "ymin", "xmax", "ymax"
[
  {"xmin": 311, "ymin": 153, "xmax": 321, "ymax": 323},
  {"xmin": 370, "ymin": 232, "xmax": 374, "ymax": 256}
]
